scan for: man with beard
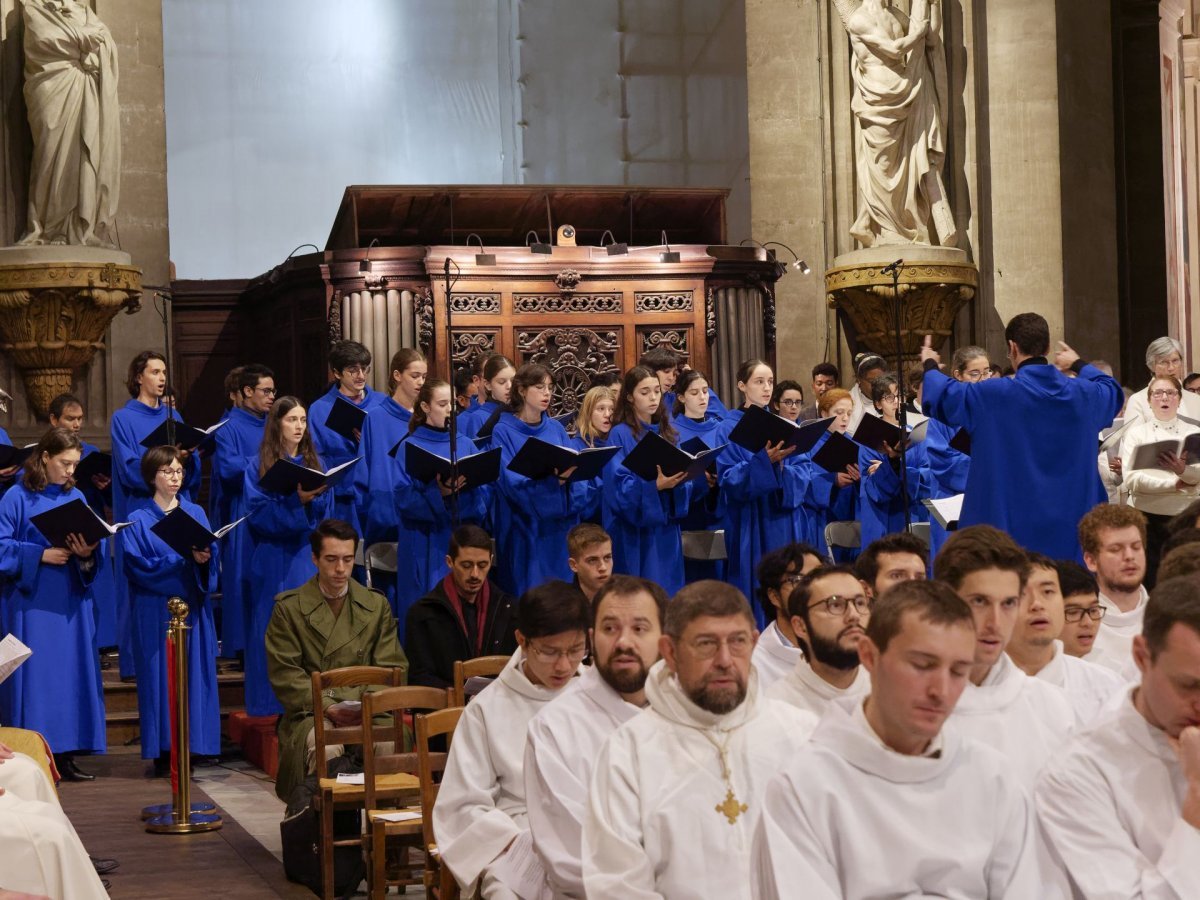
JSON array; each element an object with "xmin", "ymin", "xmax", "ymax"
[
  {"xmin": 767, "ymin": 565, "xmax": 872, "ymax": 717},
  {"xmin": 936, "ymin": 526, "xmax": 1076, "ymax": 785},
  {"xmin": 524, "ymin": 575, "xmax": 667, "ymax": 898},
  {"xmin": 751, "ymin": 543, "xmax": 826, "ymax": 690},
  {"xmin": 751, "ymin": 581, "xmax": 1047, "ymax": 899},
  {"xmin": 1079, "ymin": 504, "xmax": 1150, "ymax": 679},
  {"xmin": 583, "ymin": 580, "xmax": 818, "ymax": 899},
  {"xmin": 1006, "ymin": 552, "xmax": 1123, "ymax": 724}
]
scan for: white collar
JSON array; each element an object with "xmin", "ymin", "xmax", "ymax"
[
  {"xmin": 955, "ymin": 653, "xmax": 1027, "ymax": 713},
  {"xmin": 644, "ymin": 658, "xmax": 758, "ymax": 734},
  {"xmin": 789, "ymin": 656, "xmax": 869, "ymax": 702},
  {"xmin": 851, "ymin": 697, "xmax": 945, "ymax": 759},
  {"xmin": 1097, "ymin": 587, "xmax": 1149, "ymax": 622}
]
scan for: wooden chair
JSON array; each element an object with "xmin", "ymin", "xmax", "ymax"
[
  {"xmin": 416, "ymin": 707, "xmax": 464, "ymax": 900},
  {"xmin": 451, "ymin": 655, "xmax": 510, "ymax": 707},
  {"xmin": 311, "ymin": 665, "xmax": 405, "ymax": 900},
  {"xmin": 361, "ymin": 686, "xmax": 450, "ymax": 899}
]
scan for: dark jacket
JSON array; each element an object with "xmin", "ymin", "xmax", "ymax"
[{"xmin": 404, "ymin": 579, "xmax": 518, "ymax": 689}]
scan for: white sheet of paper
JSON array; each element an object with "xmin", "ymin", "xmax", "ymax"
[
  {"xmin": 487, "ymin": 830, "xmax": 553, "ymax": 900},
  {"xmin": 335, "ymin": 772, "xmax": 365, "ymax": 785},
  {"xmin": 0, "ymin": 633, "xmax": 32, "ymax": 685},
  {"xmin": 922, "ymin": 494, "xmax": 963, "ymax": 529},
  {"xmin": 374, "ymin": 810, "xmax": 421, "ymax": 822}
]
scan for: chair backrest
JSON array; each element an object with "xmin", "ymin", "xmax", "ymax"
[
  {"xmin": 824, "ymin": 520, "xmax": 862, "ymax": 551},
  {"xmin": 907, "ymin": 521, "xmax": 931, "ymax": 547},
  {"xmin": 451, "ymin": 655, "xmax": 510, "ymax": 707},
  {"xmin": 361, "ymin": 686, "xmax": 450, "ymax": 811},
  {"xmin": 415, "ymin": 707, "xmax": 463, "ymax": 854},
  {"xmin": 310, "ymin": 665, "xmax": 404, "ymax": 779}
]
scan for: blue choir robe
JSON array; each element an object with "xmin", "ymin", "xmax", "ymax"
[
  {"xmin": 122, "ymin": 500, "xmax": 221, "ymax": 758},
  {"xmin": 763, "ymin": 443, "xmax": 817, "ymax": 562},
  {"xmin": 664, "ymin": 388, "xmax": 728, "ymax": 421},
  {"xmin": 353, "ymin": 397, "xmax": 413, "ymax": 609},
  {"xmin": 0, "ymin": 483, "xmax": 106, "ymax": 754},
  {"xmin": 925, "ymin": 417, "xmax": 970, "ymax": 563},
  {"xmin": 857, "ymin": 437, "xmax": 932, "ymax": 549},
  {"xmin": 672, "ymin": 415, "xmax": 728, "ymax": 582},
  {"xmin": 393, "ymin": 425, "xmax": 489, "ymax": 638},
  {"xmin": 207, "ymin": 411, "xmax": 232, "ymax": 538},
  {"xmin": 603, "ymin": 422, "xmax": 694, "ymax": 595},
  {"xmin": 569, "ymin": 432, "xmax": 610, "ymax": 525},
  {"xmin": 457, "ymin": 398, "xmax": 505, "ymax": 445},
  {"xmin": 110, "ymin": 398, "xmax": 201, "ymax": 677},
  {"xmin": 308, "ymin": 383, "xmax": 385, "ymax": 533},
  {"xmin": 798, "ymin": 430, "xmax": 859, "ymax": 560},
  {"xmin": 242, "ymin": 459, "xmax": 333, "ymax": 716},
  {"xmin": 211, "ymin": 406, "xmax": 267, "ymax": 655},
  {"xmin": 716, "ymin": 407, "xmax": 788, "ymax": 624},
  {"xmin": 0, "ymin": 425, "xmax": 17, "ymax": 500},
  {"xmin": 78, "ymin": 440, "xmax": 118, "ymax": 651},
  {"xmin": 923, "ymin": 361, "xmax": 1122, "ymax": 560},
  {"xmin": 491, "ymin": 412, "xmax": 584, "ymax": 596}
]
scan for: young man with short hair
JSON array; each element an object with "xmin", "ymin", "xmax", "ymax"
[
  {"xmin": 1006, "ymin": 553, "xmax": 1123, "ymax": 723},
  {"xmin": 1037, "ymin": 574, "xmax": 1200, "ymax": 898},
  {"xmin": 855, "ymin": 532, "xmax": 928, "ymax": 597},
  {"xmin": 1055, "ymin": 560, "xmax": 1106, "ymax": 660},
  {"xmin": 751, "ymin": 542, "xmax": 826, "ymax": 689},
  {"xmin": 435, "ymin": 581, "xmax": 590, "ymax": 898},
  {"xmin": 583, "ymin": 580, "xmax": 818, "ymax": 899},
  {"xmin": 525, "ymin": 575, "xmax": 668, "ymax": 898},
  {"xmin": 566, "ymin": 523, "xmax": 614, "ymax": 603},
  {"xmin": 935, "ymin": 525, "xmax": 1075, "ymax": 784},
  {"xmin": 1079, "ymin": 503, "xmax": 1150, "ymax": 678},
  {"xmin": 767, "ymin": 565, "xmax": 871, "ymax": 717},
  {"xmin": 752, "ymin": 580, "xmax": 1045, "ymax": 899},
  {"xmin": 798, "ymin": 362, "xmax": 840, "ymax": 422}
]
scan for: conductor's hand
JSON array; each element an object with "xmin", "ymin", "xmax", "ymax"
[
  {"xmin": 297, "ymin": 484, "xmax": 328, "ymax": 505},
  {"xmin": 65, "ymin": 532, "xmax": 97, "ymax": 559},
  {"xmin": 765, "ymin": 440, "xmax": 795, "ymax": 465},
  {"xmin": 919, "ymin": 335, "xmax": 941, "ymax": 366},
  {"xmin": 41, "ymin": 547, "xmax": 71, "ymax": 566},
  {"xmin": 1054, "ymin": 341, "xmax": 1081, "ymax": 371},
  {"xmin": 192, "ymin": 548, "xmax": 212, "ymax": 565},
  {"xmin": 655, "ymin": 466, "xmax": 688, "ymax": 492}
]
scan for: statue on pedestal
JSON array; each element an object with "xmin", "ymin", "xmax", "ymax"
[
  {"xmin": 836, "ymin": 0, "xmax": 956, "ymax": 249},
  {"xmin": 17, "ymin": 0, "xmax": 120, "ymax": 248}
]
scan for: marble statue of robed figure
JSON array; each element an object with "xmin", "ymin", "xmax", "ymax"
[
  {"xmin": 18, "ymin": 0, "xmax": 120, "ymax": 248},
  {"xmin": 837, "ymin": 0, "xmax": 956, "ymax": 249}
]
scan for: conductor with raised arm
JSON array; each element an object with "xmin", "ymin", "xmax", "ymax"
[{"xmin": 920, "ymin": 313, "xmax": 1122, "ymax": 559}]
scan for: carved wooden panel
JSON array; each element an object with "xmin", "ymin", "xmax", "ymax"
[
  {"xmin": 414, "ymin": 287, "xmax": 434, "ymax": 354},
  {"xmin": 639, "ymin": 327, "xmax": 690, "ymax": 363},
  {"xmin": 634, "ymin": 291, "xmax": 693, "ymax": 313},
  {"xmin": 513, "ymin": 293, "xmax": 623, "ymax": 314},
  {"xmin": 517, "ymin": 326, "xmax": 621, "ymax": 415},
  {"xmin": 450, "ymin": 293, "xmax": 501, "ymax": 314},
  {"xmin": 450, "ymin": 330, "xmax": 498, "ymax": 378}
]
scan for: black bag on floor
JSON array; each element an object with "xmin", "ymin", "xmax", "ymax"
[{"xmin": 280, "ymin": 755, "xmax": 365, "ymax": 899}]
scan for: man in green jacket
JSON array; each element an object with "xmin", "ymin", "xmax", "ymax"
[{"xmin": 266, "ymin": 518, "xmax": 407, "ymax": 801}]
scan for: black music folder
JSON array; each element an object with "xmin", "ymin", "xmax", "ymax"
[
  {"xmin": 404, "ymin": 443, "xmax": 501, "ymax": 491},
  {"xmin": 680, "ymin": 437, "xmax": 721, "ymax": 476},
  {"xmin": 139, "ymin": 418, "xmax": 227, "ymax": 453},
  {"xmin": 258, "ymin": 457, "xmax": 360, "ymax": 494},
  {"xmin": 949, "ymin": 428, "xmax": 971, "ymax": 456},
  {"xmin": 727, "ymin": 404, "xmax": 833, "ymax": 455},
  {"xmin": 73, "ymin": 451, "xmax": 112, "ymax": 484},
  {"xmin": 324, "ymin": 396, "xmax": 368, "ymax": 443},
  {"xmin": 151, "ymin": 508, "xmax": 245, "ymax": 559},
  {"xmin": 30, "ymin": 498, "xmax": 130, "ymax": 548},
  {"xmin": 850, "ymin": 414, "xmax": 903, "ymax": 453},
  {"xmin": 0, "ymin": 443, "xmax": 34, "ymax": 470},
  {"xmin": 811, "ymin": 432, "xmax": 861, "ymax": 474},
  {"xmin": 506, "ymin": 438, "xmax": 618, "ymax": 482},
  {"xmin": 621, "ymin": 431, "xmax": 726, "ymax": 482}
]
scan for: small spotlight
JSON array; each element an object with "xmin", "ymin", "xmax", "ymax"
[
  {"xmin": 467, "ymin": 233, "xmax": 496, "ymax": 266},
  {"xmin": 600, "ymin": 230, "xmax": 628, "ymax": 256},
  {"xmin": 658, "ymin": 230, "xmax": 679, "ymax": 263},
  {"xmin": 526, "ymin": 230, "xmax": 552, "ymax": 255},
  {"xmin": 360, "ymin": 237, "xmax": 380, "ymax": 274},
  {"xmin": 795, "ymin": 259, "xmax": 812, "ymax": 275}
]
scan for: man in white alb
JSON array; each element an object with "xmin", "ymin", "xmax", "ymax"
[
  {"xmin": 854, "ymin": 532, "xmax": 928, "ymax": 598},
  {"xmin": 751, "ymin": 580, "xmax": 1046, "ymax": 899},
  {"xmin": 525, "ymin": 576, "xmax": 667, "ymax": 899},
  {"xmin": 1006, "ymin": 551, "xmax": 1124, "ymax": 723},
  {"xmin": 1037, "ymin": 573, "xmax": 1200, "ymax": 898},
  {"xmin": 433, "ymin": 581, "xmax": 590, "ymax": 898},
  {"xmin": 935, "ymin": 525, "xmax": 1075, "ymax": 784},
  {"xmin": 1079, "ymin": 503, "xmax": 1149, "ymax": 678},
  {"xmin": 767, "ymin": 565, "xmax": 871, "ymax": 717},
  {"xmin": 751, "ymin": 543, "xmax": 825, "ymax": 689},
  {"xmin": 583, "ymin": 580, "xmax": 819, "ymax": 899}
]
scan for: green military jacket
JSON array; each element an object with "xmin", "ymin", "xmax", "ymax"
[{"xmin": 265, "ymin": 576, "xmax": 407, "ymax": 801}]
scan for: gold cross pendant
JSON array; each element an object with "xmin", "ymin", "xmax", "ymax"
[{"xmin": 715, "ymin": 788, "xmax": 748, "ymax": 825}]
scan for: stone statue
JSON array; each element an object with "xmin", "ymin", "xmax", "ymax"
[
  {"xmin": 17, "ymin": 0, "xmax": 119, "ymax": 247},
  {"xmin": 835, "ymin": 0, "xmax": 957, "ymax": 249}
]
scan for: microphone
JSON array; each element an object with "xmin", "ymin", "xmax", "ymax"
[
  {"xmin": 445, "ymin": 257, "xmax": 451, "ymax": 279},
  {"xmin": 881, "ymin": 259, "xmax": 904, "ymax": 277}
]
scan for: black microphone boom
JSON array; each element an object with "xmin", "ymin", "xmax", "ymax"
[{"xmin": 881, "ymin": 259, "xmax": 904, "ymax": 277}]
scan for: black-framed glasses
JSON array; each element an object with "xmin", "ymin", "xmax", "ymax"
[
  {"xmin": 782, "ymin": 574, "xmax": 805, "ymax": 586},
  {"xmin": 343, "ymin": 365, "xmax": 371, "ymax": 377},
  {"xmin": 1150, "ymin": 389, "xmax": 1180, "ymax": 399},
  {"xmin": 777, "ymin": 398, "xmax": 804, "ymax": 408},
  {"xmin": 1063, "ymin": 605, "xmax": 1106, "ymax": 623},
  {"xmin": 256, "ymin": 387, "xmax": 277, "ymax": 397},
  {"xmin": 809, "ymin": 595, "xmax": 872, "ymax": 616}
]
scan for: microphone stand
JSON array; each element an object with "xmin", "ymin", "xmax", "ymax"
[
  {"xmin": 156, "ymin": 291, "xmax": 177, "ymax": 446},
  {"xmin": 881, "ymin": 259, "xmax": 912, "ymax": 532},
  {"xmin": 444, "ymin": 258, "xmax": 460, "ymax": 527}
]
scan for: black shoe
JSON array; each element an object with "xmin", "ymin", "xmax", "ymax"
[
  {"xmin": 91, "ymin": 856, "xmax": 119, "ymax": 875},
  {"xmin": 152, "ymin": 755, "xmax": 170, "ymax": 778},
  {"xmin": 55, "ymin": 755, "xmax": 97, "ymax": 782}
]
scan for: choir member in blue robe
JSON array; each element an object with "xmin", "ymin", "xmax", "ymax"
[
  {"xmin": 456, "ymin": 353, "xmax": 515, "ymax": 443},
  {"xmin": 207, "ymin": 366, "xmax": 245, "ymax": 532},
  {"xmin": 924, "ymin": 347, "xmax": 989, "ymax": 560},
  {"xmin": 856, "ymin": 374, "xmax": 931, "ymax": 548},
  {"xmin": 211, "ymin": 364, "xmax": 273, "ymax": 655},
  {"xmin": 242, "ymin": 397, "xmax": 333, "ymax": 716},
  {"xmin": 714, "ymin": 360, "xmax": 801, "ymax": 624},
  {"xmin": 568, "ymin": 385, "xmax": 615, "ymax": 524},
  {"xmin": 761, "ymin": 378, "xmax": 817, "ymax": 553},
  {"xmin": 643, "ymin": 346, "xmax": 730, "ymax": 421},
  {"xmin": 799, "ymin": 388, "xmax": 861, "ymax": 559},
  {"xmin": 491, "ymin": 363, "xmax": 585, "ymax": 595},
  {"xmin": 308, "ymin": 341, "xmax": 385, "ymax": 533},
  {"xmin": 109, "ymin": 351, "xmax": 200, "ymax": 678},
  {"xmin": 0, "ymin": 428, "xmax": 105, "ymax": 778},
  {"xmin": 672, "ymin": 371, "xmax": 727, "ymax": 582},
  {"xmin": 602, "ymin": 366, "xmax": 693, "ymax": 594},
  {"xmin": 920, "ymin": 314, "xmax": 1123, "ymax": 560},
  {"xmin": 393, "ymin": 379, "xmax": 488, "ymax": 640},
  {"xmin": 122, "ymin": 445, "xmax": 221, "ymax": 770}
]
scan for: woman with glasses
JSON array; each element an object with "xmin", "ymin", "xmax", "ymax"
[
  {"xmin": 1124, "ymin": 337, "xmax": 1200, "ymax": 424},
  {"xmin": 1119, "ymin": 375, "xmax": 1200, "ymax": 584},
  {"xmin": 122, "ymin": 445, "xmax": 220, "ymax": 775},
  {"xmin": 857, "ymin": 374, "xmax": 931, "ymax": 549},
  {"xmin": 671, "ymin": 370, "xmax": 726, "ymax": 582}
]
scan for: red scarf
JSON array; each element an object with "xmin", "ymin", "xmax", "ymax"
[{"xmin": 442, "ymin": 573, "xmax": 491, "ymax": 656}]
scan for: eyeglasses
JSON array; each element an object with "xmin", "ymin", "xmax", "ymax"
[
  {"xmin": 809, "ymin": 595, "xmax": 873, "ymax": 616},
  {"xmin": 1063, "ymin": 605, "xmax": 1107, "ymax": 623},
  {"xmin": 1150, "ymin": 389, "xmax": 1180, "ymax": 399},
  {"xmin": 687, "ymin": 633, "xmax": 755, "ymax": 659},
  {"xmin": 961, "ymin": 369, "xmax": 990, "ymax": 382},
  {"xmin": 778, "ymin": 398, "xmax": 804, "ymax": 408},
  {"xmin": 781, "ymin": 574, "xmax": 805, "ymax": 586},
  {"xmin": 157, "ymin": 467, "xmax": 185, "ymax": 479},
  {"xmin": 527, "ymin": 642, "xmax": 588, "ymax": 663},
  {"xmin": 343, "ymin": 365, "xmax": 370, "ymax": 376},
  {"xmin": 256, "ymin": 387, "xmax": 277, "ymax": 397}
]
